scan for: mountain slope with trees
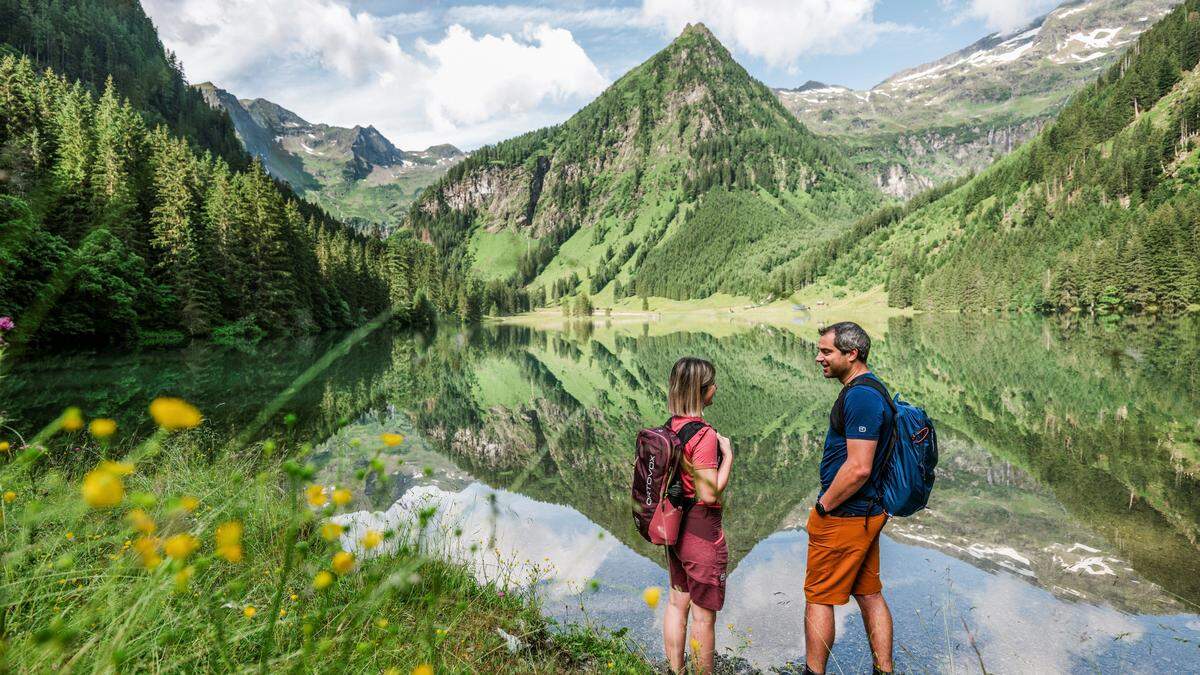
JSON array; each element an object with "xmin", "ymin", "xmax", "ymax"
[
  {"xmin": 795, "ymin": 0, "xmax": 1200, "ymax": 315},
  {"xmin": 406, "ymin": 23, "xmax": 881, "ymax": 309}
]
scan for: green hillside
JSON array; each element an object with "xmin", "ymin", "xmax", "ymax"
[
  {"xmin": 406, "ymin": 23, "xmax": 881, "ymax": 312},
  {"xmin": 0, "ymin": 0, "xmax": 246, "ymax": 168},
  {"xmin": 796, "ymin": 1, "xmax": 1200, "ymax": 314}
]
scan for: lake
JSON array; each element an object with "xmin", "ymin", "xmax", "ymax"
[{"xmin": 3, "ymin": 314, "xmax": 1199, "ymax": 673}]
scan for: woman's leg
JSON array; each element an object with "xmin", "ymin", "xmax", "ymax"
[
  {"xmin": 689, "ymin": 603, "xmax": 717, "ymax": 674},
  {"xmin": 664, "ymin": 587, "xmax": 691, "ymax": 673}
]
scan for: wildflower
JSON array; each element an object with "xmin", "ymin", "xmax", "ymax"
[
  {"xmin": 313, "ymin": 570, "xmax": 334, "ymax": 590},
  {"xmin": 380, "ymin": 433, "xmax": 404, "ymax": 447},
  {"xmin": 133, "ymin": 536, "xmax": 162, "ymax": 569},
  {"xmin": 320, "ymin": 522, "xmax": 343, "ymax": 541},
  {"xmin": 243, "ymin": 605, "xmax": 256, "ymax": 619},
  {"xmin": 3, "ymin": 491, "xmax": 14, "ymax": 503},
  {"xmin": 66, "ymin": 531, "xmax": 74, "ymax": 540},
  {"xmin": 215, "ymin": 521, "xmax": 244, "ymax": 563},
  {"xmin": 60, "ymin": 407, "xmax": 84, "ymax": 432},
  {"xmin": 0, "ymin": 316, "xmax": 13, "ymax": 332},
  {"xmin": 127, "ymin": 508, "xmax": 157, "ymax": 534},
  {"xmin": 178, "ymin": 495, "xmax": 200, "ymax": 513},
  {"xmin": 174, "ymin": 566, "xmax": 194, "ymax": 592},
  {"xmin": 690, "ymin": 638, "xmax": 701, "ymax": 652},
  {"xmin": 149, "ymin": 397, "xmax": 202, "ymax": 431},
  {"xmin": 0, "ymin": 441, "xmax": 10, "ymax": 453},
  {"xmin": 332, "ymin": 488, "xmax": 352, "ymax": 506},
  {"xmin": 642, "ymin": 586, "xmax": 662, "ymax": 609},
  {"xmin": 164, "ymin": 533, "xmax": 199, "ymax": 560},
  {"xmin": 411, "ymin": 665, "xmax": 434, "ymax": 675},
  {"xmin": 305, "ymin": 484, "xmax": 328, "ymax": 507},
  {"xmin": 89, "ymin": 418, "xmax": 117, "ymax": 439},
  {"xmin": 279, "ymin": 609, "xmax": 287, "ymax": 618},
  {"xmin": 290, "ymin": 593, "xmax": 298, "ymax": 601},
  {"xmin": 361, "ymin": 529, "xmax": 383, "ymax": 550},
  {"xmin": 331, "ymin": 551, "xmax": 355, "ymax": 575},
  {"xmin": 82, "ymin": 464, "xmax": 125, "ymax": 508}
]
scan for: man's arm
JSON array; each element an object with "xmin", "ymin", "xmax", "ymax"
[{"xmin": 818, "ymin": 438, "xmax": 876, "ymax": 511}]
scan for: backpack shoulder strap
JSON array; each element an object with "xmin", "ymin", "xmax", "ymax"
[
  {"xmin": 675, "ymin": 420, "xmax": 708, "ymax": 447},
  {"xmin": 831, "ymin": 375, "xmax": 895, "ymax": 435}
]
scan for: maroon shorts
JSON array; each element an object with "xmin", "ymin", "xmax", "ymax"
[{"xmin": 667, "ymin": 504, "xmax": 728, "ymax": 611}]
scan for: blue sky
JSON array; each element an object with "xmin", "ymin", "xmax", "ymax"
[{"xmin": 144, "ymin": 0, "xmax": 1062, "ymax": 149}]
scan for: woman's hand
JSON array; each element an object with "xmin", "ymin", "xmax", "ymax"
[{"xmin": 717, "ymin": 433, "xmax": 733, "ymax": 465}]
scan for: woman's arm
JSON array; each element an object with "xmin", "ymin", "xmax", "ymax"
[{"xmin": 693, "ymin": 433, "xmax": 733, "ymax": 505}]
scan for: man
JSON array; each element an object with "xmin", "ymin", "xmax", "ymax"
[{"xmin": 805, "ymin": 321, "xmax": 894, "ymax": 675}]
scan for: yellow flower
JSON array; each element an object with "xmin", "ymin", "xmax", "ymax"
[
  {"xmin": 61, "ymin": 407, "xmax": 84, "ymax": 432},
  {"xmin": 411, "ymin": 665, "xmax": 434, "ymax": 675},
  {"xmin": 3, "ymin": 491, "xmax": 14, "ymax": 503},
  {"xmin": 313, "ymin": 570, "xmax": 334, "ymax": 590},
  {"xmin": 0, "ymin": 441, "xmax": 9, "ymax": 453},
  {"xmin": 127, "ymin": 508, "xmax": 157, "ymax": 534},
  {"xmin": 361, "ymin": 529, "xmax": 383, "ymax": 550},
  {"xmin": 89, "ymin": 418, "xmax": 117, "ymax": 439},
  {"xmin": 133, "ymin": 536, "xmax": 162, "ymax": 569},
  {"xmin": 174, "ymin": 566, "xmax": 194, "ymax": 592},
  {"xmin": 279, "ymin": 608, "xmax": 287, "ymax": 618},
  {"xmin": 290, "ymin": 593, "xmax": 298, "ymax": 601},
  {"xmin": 82, "ymin": 466, "xmax": 124, "ymax": 508},
  {"xmin": 642, "ymin": 586, "xmax": 662, "ymax": 609},
  {"xmin": 149, "ymin": 397, "xmax": 202, "ymax": 431},
  {"xmin": 305, "ymin": 484, "xmax": 328, "ymax": 507},
  {"xmin": 320, "ymin": 522, "xmax": 344, "ymax": 541},
  {"xmin": 380, "ymin": 433, "xmax": 404, "ymax": 447},
  {"xmin": 332, "ymin": 488, "xmax": 352, "ymax": 506},
  {"xmin": 178, "ymin": 495, "xmax": 200, "ymax": 513},
  {"xmin": 243, "ymin": 605, "xmax": 256, "ymax": 619},
  {"xmin": 66, "ymin": 531, "xmax": 74, "ymax": 540},
  {"xmin": 164, "ymin": 533, "xmax": 200, "ymax": 560},
  {"xmin": 690, "ymin": 638, "xmax": 701, "ymax": 652},
  {"xmin": 331, "ymin": 551, "xmax": 355, "ymax": 575},
  {"xmin": 216, "ymin": 520, "xmax": 244, "ymax": 563}
]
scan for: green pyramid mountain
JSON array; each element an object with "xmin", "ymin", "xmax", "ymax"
[
  {"xmin": 407, "ymin": 23, "xmax": 881, "ymax": 305},
  {"xmin": 793, "ymin": 0, "xmax": 1200, "ymax": 314}
]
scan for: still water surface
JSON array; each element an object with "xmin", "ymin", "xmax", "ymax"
[{"xmin": 4, "ymin": 315, "xmax": 1199, "ymax": 672}]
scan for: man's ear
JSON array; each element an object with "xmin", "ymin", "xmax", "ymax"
[{"xmin": 847, "ymin": 348, "xmax": 860, "ymax": 363}]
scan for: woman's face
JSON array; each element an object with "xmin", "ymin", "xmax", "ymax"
[{"xmin": 703, "ymin": 382, "xmax": 717, "ymax": 407}]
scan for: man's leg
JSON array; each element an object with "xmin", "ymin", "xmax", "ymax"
[
  {"xmin": 854, "ymin": 592, "xmax": 893, "ymax": 673},
  {"xmin": 663, "ymin": 587, "xmax": 691, "ymax": 673},
  {"xmin": 804, "ymin": 601, "xmax": 836, "ymax": 674},
  {"xmin": 689, "ymin": 603, "xmax": 717, "ymax": 674}
]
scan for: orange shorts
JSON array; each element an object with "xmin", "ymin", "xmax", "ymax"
[{"xmin": 804, "ymin": 508, "xmax": 887, "ymax": 605}]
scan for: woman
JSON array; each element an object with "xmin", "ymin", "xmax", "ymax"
[{"xmin": 663, "ymin": 357, "xmax": 734, "ymax": 675}]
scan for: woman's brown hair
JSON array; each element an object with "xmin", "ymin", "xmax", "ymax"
[{"xmin": 668, "ymin": 357, "xmax": 716, "ymax": 417}]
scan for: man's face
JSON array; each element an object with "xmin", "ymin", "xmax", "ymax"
[{"xmin": 816, "ymin": 332, "xmax": 855, "ymax": 380}]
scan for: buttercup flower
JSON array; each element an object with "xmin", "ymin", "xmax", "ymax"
[
  {"xmin": 331, "ymin": 551, "xmax": 355, "ymax": 575},
  {"xmin": 320, "ymin": 522, "xmax": 344, "ymax": 541},
  {"xmin": 178, "ymin": 495, "xmax": 199, "ymax": 513},
  {"xmin": 332, "ymin": 488, "xmax": 352, "ymax": 506},
  {"xmin": 380, "ymin": 433, "xmax": 404, "ymax": 447},
  {"xmin": 313, "ymin": 570, "xmax": 334, "ymax": 590},
  {"xmin": 0, "ymin": 441, "xmax": 9, "ymax": 453},
  {"xmin": 643, "ymin": 586, "xmax": 661, "ymax": 609},
  {"xmin": 361, "ymin": 530, "xmax": 383, "ymax": 550},
  {"xmin": 61, "ymin": 407, "xmax": 84, "ymax": 432},
  {"xmin": 3, "ymin": 491, "xmax": 14, "ymax": 503},
  {"xmin": 164, "ymin": 533, "xmax": 199, "ymax": 560},
  {"xmin": 305, "ymin": 484, "xmax": 328, "ymax": 507},
  {"xmin": 216, "ymin": 520, "xmax": 244, "ymax": 563},
  {"xmin": 133, "ymin": 536, "xmax": 162, "ymax": 569},
  {"xmin": 82, "ymin": 464, "xmax": 126, "ymax": 508},
  {"xmin": 690, "ymin": 638, "xmax": 701, "ymax": 652},
  {"xmin": 89, "ymin": 418, "xmax": 117, "ymax": 438},
  {"xmin": 243, "ymin": 605, "xmax": 256, "ymax": 618},
  {"xmin": 127, "ymin": 508, "xmax": 157, "ymax": 534},
  {"xmin": 411, "ymin": 665, "xmax": 434, "ymax": 675},
  {"xmin": 149, "ymin": 397, "xmax": 202, "ymax": 431}
]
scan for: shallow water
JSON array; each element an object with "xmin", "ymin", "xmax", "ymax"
[{"xmin": 5, "ymin": 314, "xmax": 1200, "ymax": 672}]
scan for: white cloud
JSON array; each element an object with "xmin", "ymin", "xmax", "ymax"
[
  {"xmin": 640, "ymin": 0, "xmax": 911, "ymax": 70},
  {"xmin": 957, "ymin": 0, "xmax": 1061, "ymax": 34},
  {"xmin": 141, "ymin": 0, "xmax": 608, "ymax": 149},
  {"xmin": 445, "ymin": 5, "xmax": 652, "ymax": 31},
  {"xmin": 417, "ymin": 24, "xmax": 608, "ymax": 130}
]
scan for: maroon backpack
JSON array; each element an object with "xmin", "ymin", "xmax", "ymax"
[{"xmin": 631, "ymin": 420, "xmax": 707, "ymax": 545}]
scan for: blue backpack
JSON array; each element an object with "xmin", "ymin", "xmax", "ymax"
[{"xmin": 832, "ymin": 375, "xmax": 938, "ymax": 517}]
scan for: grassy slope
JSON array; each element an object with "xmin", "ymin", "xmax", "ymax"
[{"xmin": 0, "ymin": 429, "xmax": 648, "ymax": 673}]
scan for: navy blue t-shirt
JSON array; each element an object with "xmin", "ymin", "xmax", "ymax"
[{"xmin": 819, "ymin": 373, "xmax": 893, "ymax": 516}]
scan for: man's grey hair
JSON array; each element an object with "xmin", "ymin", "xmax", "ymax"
[{"xmin": 818, "ymin": 321, "xmax": 871, "ymax": 364}]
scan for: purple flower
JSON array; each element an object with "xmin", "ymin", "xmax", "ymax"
[{"xmin": 0, "ymin": 317, "xmax": 12, "ymax": 332}]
